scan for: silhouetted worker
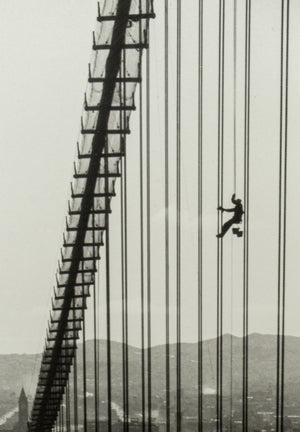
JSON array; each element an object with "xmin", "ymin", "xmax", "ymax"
[{"xmin": 217, "ymin": 194, "xmax": 244, "ymax": 238}]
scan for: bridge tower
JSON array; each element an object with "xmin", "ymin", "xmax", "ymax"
[{"xmin": 13, "ymin": 388, "xmax": 28, "ymax": 432}]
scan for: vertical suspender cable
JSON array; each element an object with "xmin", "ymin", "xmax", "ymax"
[
  {"xmin": 230, "ymin": 1, "xmax": 237, "ymax": 429},
  {"xmin": 176, "ymin": 0, "xmax": 182, "ymax": 430},
  {"xmin": 58, "ymin": 396, "xmax": 61, "ymax": 431},
  {"xmin": 243, "ymin": 1, "xmax": 251, "ymax": 431},
  {"xmin": 58, "ymin": 371, "xmax": 61, "ymax": 432},
  {"xmin": 120, "ymin": 75, "xmax": 128, "ymax": 431},
  {"xmin": 120, "ymin": 82, "xmax": 127, "ymax": 431},
  {"xmin": 97, "ymin": 189, "xmax": 101, "ymax": 428},
  {"xmin": 61, "ymin": 388, "xmax": 65, "ymax": 432},
  {"xmin": 66, "ymin": 380, "xmax": 71, "ymax": 432},
  {"xmin": 61, "ymin": 399, "xmax": 64, "ymax": 432},
  {"xmin": 164, "ymin": 2, "xmax": 170, "ymax": 432},
  {"xmin": 59, "ymin": 403, "xmax": 62, "ymax": 432},
  {"xmin": 62, "ymin": 398, "xmax": 65, "ymax": 432},
  {"xmin": 276, "ymin": 10, "xmax": 282, "ymax": 426},
  {"xmin": 73, "ymin": 313, "xmax": 78, "ymax": 432},
  {"xmin": 230, "ymin": 236, "xmax": 234, "ymax": 432},
  {"xmin": 197, "ymin": 0, "xmax": 203, "ymax": 431},
  {"xmin": 65, "ymin": 381, "xmax": 68, "ymax": 432},
  {"xmin": 276, "ymin": 1, "xmax": 289, "ymax": 431},
  {"xmin": 92, "ymin": 200, "xmax": 99, "ymax": 432},
  {"xmin": 120, "ymin": 50, "xmax": 129, "ymax": 431},
  {"xmin": 82, "ymin": 263, "xmax": 87, "ymax": 432},
  {"xmin": 57, "ymin": 373, "xmax": 61, "ymax": 432},
  {"xmin": 233, "ymin": 0, "xmax": 237, "ymax": 195},
  {"xmin": 146, "ymin": 9, "xmax": 152, "ymax": 430},
  {"xmin": 217, "ymin": 0, "xmax": 225, "ymax": 431},
  {"xmin": 105, "ymin": 134, "xmax": 112, "ymax": 432},
  {"xmin": 122, "ymin": 48, "xmax": 129, "ymax": 431},
  {"xmin": 138, "ymin": 3, "xmax": 146, "ymax": 430},
  {"xmin": 280, "ymin": 1, "xmax": 289, "ymax": 426}
]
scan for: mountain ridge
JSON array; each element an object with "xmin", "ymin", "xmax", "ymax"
[{"xmin": 1, "ymin": 334, "xmax": 300, "ymax": 421}]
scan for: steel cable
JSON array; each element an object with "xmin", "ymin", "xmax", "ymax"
[
  {"xmin": 198, "ymin": 0, "xmax": 204, "ymax": 431},
  {"xmin": 146, "ymin": 15, "xmax": 152, "ymax": 431},
  {"xmin": 73, "ymin": 318, "xmax": 78, "ymax": 432},
  {"xmin": 276, "ymin": 1, "xmax": 289, "ymax": 431},
  {"xmin": 138, "ymin": 4, "xmax": 146, "ymax": 430},
  {"xmin": 92, "ymin": 199, "xmax": 99, "ymax": 432},
  {"xmin": 105, "ymin": 133, "xmax": 112, "ymax": 432},
  {"xmin": 243, "ymin": 1, "xmax": 251, "ymax": 430},
  {"xmin": 217, "ymin": 1, "xmax": 225, "ymax": 430},
  {"xmin": 120, "ymin": 81, "xmax": 127, "ymax": 431},
  {"xmin": 164, "ymin": 2, "xmax": 170, "ymax": 432},
  {"xmin": 82, "ymin": 265, "xmax": 87, "ymax": 432},
  {"xmin": 119, "ymin": 48, "xmax": 129, "ymax": 432},
  {"xmin": 176, "ymin": 0, "xmax": 182, "ymax": 430}
]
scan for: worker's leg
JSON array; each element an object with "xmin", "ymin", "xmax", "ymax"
[{"xmin": 219, "ymin": 218, "xmax": 234, "ymax": 237}]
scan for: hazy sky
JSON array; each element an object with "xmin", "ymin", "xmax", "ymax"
[
  {"xmin": 0, "ymin": 0, "xmax": 98, "ymax": 353},
  {"xmin": 0, "ymin": 0, "xmax": 299, "ymax": 356}
]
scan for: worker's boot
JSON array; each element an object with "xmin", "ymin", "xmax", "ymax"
[{"xmin": 232, "ymin": 227, "xmax": 243, "ymax": 237}]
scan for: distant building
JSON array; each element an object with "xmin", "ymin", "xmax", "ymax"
[
  {"xmin": 87, "ymin": 419, "xmax": 159, "ymax": 432},
  {"xmin": 13, "ymin": 389, "xmax": 28, "ymax": 432}
]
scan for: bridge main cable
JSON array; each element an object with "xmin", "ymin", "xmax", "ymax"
[{"xmin": 29, "ymin": 1, "xmax": 155, "ymax": 430}]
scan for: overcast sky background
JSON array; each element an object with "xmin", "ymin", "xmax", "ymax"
[
  {"xmin": 0, "ymin": 0, "xmax": 98, "ymax": 354},
  {"xmin": 0, "ymin": 0, "xmax": 300, "ymax": 356}
]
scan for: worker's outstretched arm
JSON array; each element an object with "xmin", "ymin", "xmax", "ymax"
[
  {"xmin": 222, "ymin": 207, "xmax": 235, "ymax": 212},
  {"xmin": 217, "ymin": 206, "xmax": 235, "ymax": 212}
]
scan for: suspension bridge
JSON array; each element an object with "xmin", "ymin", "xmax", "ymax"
[{"xmin": 16, "ymin": 0, "xmax": 300, "ymax": 431}]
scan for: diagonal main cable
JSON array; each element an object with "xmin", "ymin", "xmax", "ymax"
[{"xmin": 29, "ymin": 2, "xmax": 155, "ymax": 430}]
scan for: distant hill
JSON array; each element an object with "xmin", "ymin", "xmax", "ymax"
[{"xmin": 1, "ymin": 334, "xmax": 300, "ymax": 423}]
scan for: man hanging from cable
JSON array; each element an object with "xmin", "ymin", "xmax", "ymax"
[{"xmin": 217, "ymin": 194, "xmax": 244, "ymax": 238}]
